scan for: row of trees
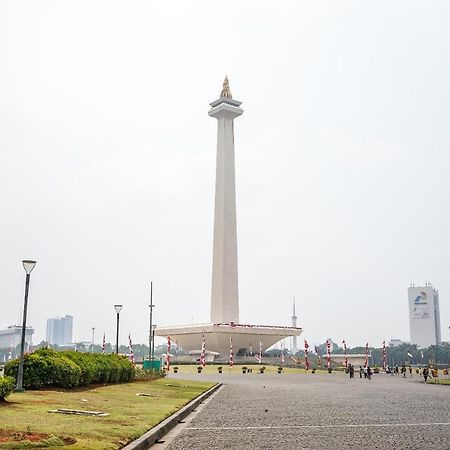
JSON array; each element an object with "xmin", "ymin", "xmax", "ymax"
[{"xmin": 282, "ymin": 342, "xmax": 450, "ymax": 366}]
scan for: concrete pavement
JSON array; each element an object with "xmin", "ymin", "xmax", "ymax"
[{"xmin": 156, "ymin": 371, "xmax": 450, "ymax": 449}]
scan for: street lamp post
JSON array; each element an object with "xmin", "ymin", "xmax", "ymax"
[
  {"xmin": 114, "ymin": 305, "xmax": 122, "ymax": 354},
  {"xmin": 151, "ymin": 324, "xmax": 157, "ymax": 361},
  {"xmin": 15, "ymin": 260, "xmax": 36, "ymax": 392},
  {"xmin": 148, "ymin": 282, "xmax": 154, "ymax": 361}
]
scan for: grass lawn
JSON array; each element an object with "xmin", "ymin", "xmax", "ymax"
[
  {"xmin": 170, "ymin": 364, "xmax": 344, "ymax": 375},
  {"xmin": 0, "ymin": 378, "xmax": 215, "ymax": 449},
  {"xmin": 428, "ymin": 378, "xmax": 450, "ymax": 385}
]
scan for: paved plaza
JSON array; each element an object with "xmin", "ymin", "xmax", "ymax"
[{"xmin": 159, "ymin": 371, "xmax": 450, "ymax": 449}]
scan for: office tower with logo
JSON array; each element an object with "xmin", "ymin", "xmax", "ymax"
[{"xmin": 408, "ymin": 283, "xmax": 441, "ymax": 348}]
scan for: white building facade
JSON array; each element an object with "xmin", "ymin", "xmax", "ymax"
[{"xmin": 408, "ymin": 283, "xmax": 441, "ymax": 348}]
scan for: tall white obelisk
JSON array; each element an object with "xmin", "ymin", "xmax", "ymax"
[{"xmin": 209, "ymin": 77, "xmax": 243, "ymax": 324}]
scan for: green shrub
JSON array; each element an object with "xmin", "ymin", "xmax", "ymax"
[
  {"xmin": 4, "ymin": 348, "xmax": 135, "ymax": 390},
  {"xmin": 0, "ymin": 376, "xmax": 15, "ymax": 400},
  {"xmin": 134, "ymin": 367, "xmax": 166, "ymax": 381}
]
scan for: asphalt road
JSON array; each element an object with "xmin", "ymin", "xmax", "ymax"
[{"xmin": 158, "ymin": 371, "xmax": 450, "ymax": 449}]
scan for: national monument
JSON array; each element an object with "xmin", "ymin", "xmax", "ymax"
[{"xmin": 155, "ymin": 78, "xmax": 302, "ymax": 358}]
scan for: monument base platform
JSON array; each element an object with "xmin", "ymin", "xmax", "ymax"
[{"xmin": 155, "ymin": 322, "xmax": 302, "ymax": 358}]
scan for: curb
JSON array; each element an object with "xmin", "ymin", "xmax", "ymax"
[{"xmin": 122, "ymin": 382, "xmax": 222, "ymax": 450}]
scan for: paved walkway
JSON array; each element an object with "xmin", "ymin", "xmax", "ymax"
[{"xmin": 158, "ymin": 372, "xmax": 450, "ymax": 449}]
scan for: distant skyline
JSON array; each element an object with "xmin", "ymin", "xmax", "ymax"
[{"xmin": 1, "ymin": 1, "xmax": 449, "ymax": 347}]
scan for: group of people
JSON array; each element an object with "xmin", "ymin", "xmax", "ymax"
[{"xmin": 346, "ymin": 364, "xmax": 372, "ymax": 380}]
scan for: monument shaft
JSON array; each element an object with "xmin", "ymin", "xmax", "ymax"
[{"xmin": 209, "ymin": 91, "xmax": 243, "ymax": 324}]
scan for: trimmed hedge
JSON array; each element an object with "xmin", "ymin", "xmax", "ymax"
[
  {"xmin": 0, "ymin": 376, "xmax": 15, "ymax": 400},
  {"xmin": 4, "ymin": 348, "xmax": 135, "ymax": 390}
]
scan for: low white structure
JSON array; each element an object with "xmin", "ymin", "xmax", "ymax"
[
  {"xmin": 0, "ymin": 325, "xmax": 34, "ymax": 349},
  {"xmin": 329, "ymin": 354, "xmax": 368, "ymax": 367},
  {"xmin": 156, "ymin": 79, "xmax": 302, "ymax": 357}
]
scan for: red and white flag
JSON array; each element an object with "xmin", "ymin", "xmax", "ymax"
[
  {"xmin": 128, "ymin": 334, "xmax": 136, "ymax": 367},
  {"xmin": 342, "ymin": 340, "xmax": 348, "ymax": 368},
  {"xmin": 167, "ymin": 336, "xmax": 171, "ymax": 371},
  {"xmin": 281, "ymin": 352, "xmax": 285, "ymax": 364},
  {"xmin": 326, "ymin": 339, "xmax": 331, "ymax": 369},
  {"xmin": 249, "ymin": 343, "xmax": 253, "ymax": 356},
  {"xmin": 304, "ymin": 339, "xmax": 310, "ymax": 370},
  {"xmin": 364, "ymin": 342, "xmax": 369, "ymax": 368},
  {"xmin": 229, "ymin": 337, "xmax": 234, "ymax": 367},
  {"xmin": 102, "ymin": 333, "xmax": 106, "ymax": 354},
  {"xmin": 289, "ymin": 355, "xmax": 299, "ymax": 364},
  {"xmin": 200, "ymin": 334, "xmax": 206, "ymax": 367},
  {"xmin": 258, "ymin": 341, "xmax": 263, "ymax": 365},
  {"xmin": 382, "ymin": 340, "xmax": 387, "ymax": 370}
]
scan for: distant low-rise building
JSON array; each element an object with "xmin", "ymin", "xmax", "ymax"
[
  {"xmin": 0, "ymin": 325, "xmax": 34, "ymax": 348},
  {"xmin": 389, "ymin": 339, "xmax": 404, "ymax": 347},
  {"xmin": 46, "ymin": 315, "xmax": 73, "ymax": 346}
]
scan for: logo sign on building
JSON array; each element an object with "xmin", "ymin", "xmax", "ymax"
[{"xmin": 412, "ymin": 292, "xmax": 430, "ymax": 320}]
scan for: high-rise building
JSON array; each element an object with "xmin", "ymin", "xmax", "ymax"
[
  {"xmin": 408, "ymin": 283, "xmax": 441, "ymax": 348},
  {"xmin": 46, "ymin": 315, "xmax": 73, "ymax": 346}
]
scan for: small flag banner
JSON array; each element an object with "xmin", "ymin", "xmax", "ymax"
[
  {"xmin": 229, "ymin": 337, "xmax": 234, "ymax": 367},
  {"xmin": 200, "ymin": 334, "xmax": 206, "ymax": 367},
  {"xmin": 281, "ymin": 352, "xmax": 285, "ymax": 364},
  {"xmin": 167, "ymin": 336, "xmax": 171, "ymax": 371},
  {"xmin": 289, "ymin": 355, "xmax": 300, "ymax": 364},
  {"xmin": 326, "ymin": 339, "xmax": 331, "ymax": 369},
  {"xmin": 102, "ymin": 333, "xmax": 106, "ymax": 355},
  {"xmin": 315, "ymin": 346, "xmax": 322, "ymax": 367},
  {"xmin": 342, "ymin": 340, "xmax": 348, "ymax": 368},
  {"xmin": 249, "ymin": 343, "xmax": 253, "ymax": 356},
  {"xmin": 304, "ymin": 339, "xmax": 310, "ymax": 370},
  {"xmin": 255, "ymin": 354, "xmax": 262, "ymax": 364},
  {"xmin": 382, "ymin": 341, "xmax": 387, "ymax": 370},
  {"xmin": 258, "ymin": 341, "xmax": 263, "ymax": 365},
  {"xmin": 128, "ymin": 334, "xmax": 136, "ymax": 367},
  {"xmin": 364, "ymin": 342, "xmax": 369, "ymax": 368},
  {"xmin": 407, "ymin": 351, "xmax": 414, "ymax": 359}
]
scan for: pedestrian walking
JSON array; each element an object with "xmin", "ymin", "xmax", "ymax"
[
  {"xmin": 401, "ymin": 365, "xmax": 406, "ymax": 378},
  {"xmin": 363, "ymin": 366, "xmax": 368, "ymax": 379},
  {"xmin": 367, "ymin": 366, "xmax": 372, "ymax": 380},
  {"xmin": 409, "ymin": 366, "xmax": 412, "ymax": 377},
  {"xmin": 359, "ymin": 366, "xmax": 363, "ymax": 379},
  {"xmin": 350, "ymin": 365, "xmax": 355, "ymax": 379},
  {"xmin": 422, "ymin": 366, "xmax": 429, "ymax": 383}
]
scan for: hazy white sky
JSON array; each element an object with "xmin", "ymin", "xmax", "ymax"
[{"xmin": 1, "ymin": 1, "xmax": 449, "ymax": 348}]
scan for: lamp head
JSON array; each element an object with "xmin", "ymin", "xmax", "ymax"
[
  {"xmin": 152, "ymin": 324, "xmax": 157, "ymax": 330},
  {"xmin": 22, "ymin": 260, "xmax": 37, "ymax": 274},
  {"xmin": 114, "ymin": 304, "xmax": 123, "ymax": 314}
]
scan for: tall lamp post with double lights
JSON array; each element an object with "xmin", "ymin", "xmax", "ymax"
[
  {"xmin": 114, "ymin": 305, "xmax": 122, "ymax": 354},
  {"xmin": 15, "ymin": 260, "xmax": 36, "ymax": 392}
]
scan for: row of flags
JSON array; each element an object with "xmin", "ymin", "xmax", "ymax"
[{"xmin": 165, "ymin": 336, "xmax": 423, "ymax": 372}]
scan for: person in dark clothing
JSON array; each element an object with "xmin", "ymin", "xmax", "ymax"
[
  {"xmin": 401, "ymin": 365, "xmax": 407, "ymax": 378},
  {"xmin": 350, "ymin": 365, "xmax": 355, "ymax": 379},
  {"xmin": 423, "ymin": 366, "xmax": 429, "ymax": 383},
  {"xmin": 367, "ymin": 366, "xmax": 372, "ymax": 380},
  {"xmin": 359, "ymin": 366, "xmax": 363, "ymax": 378}
]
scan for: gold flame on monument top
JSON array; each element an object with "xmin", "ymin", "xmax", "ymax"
[{"xmin": 220, "ymin": 76, "xmax": 232, "ymax": 98}]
